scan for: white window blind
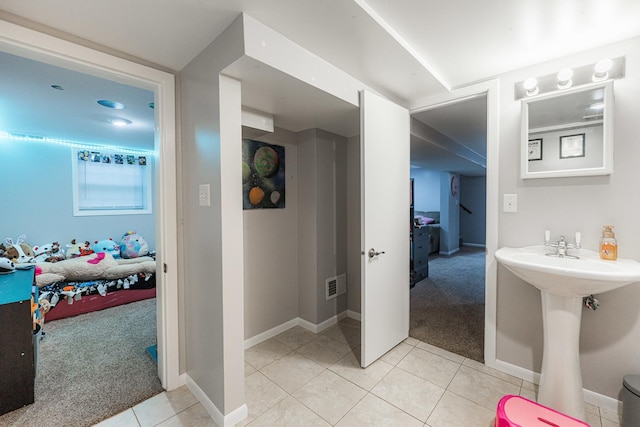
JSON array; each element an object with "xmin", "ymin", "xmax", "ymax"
[{"xmin": 72, "ymin": 150, "xmax": 152, "ymax": 216}]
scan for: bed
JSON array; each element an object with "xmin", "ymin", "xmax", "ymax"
[{"xmin": 33, "ymin": 252, "xmax": 157, "ymax": 322}]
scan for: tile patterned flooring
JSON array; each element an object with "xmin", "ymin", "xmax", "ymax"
[{"xmin": 95, "ymin": 319, "xmax": 622, "ymax": 426}]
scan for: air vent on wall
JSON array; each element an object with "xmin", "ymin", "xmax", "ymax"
[{"xmin": 326, "ymin": 273, "xmax": 347, "ymax": 300}]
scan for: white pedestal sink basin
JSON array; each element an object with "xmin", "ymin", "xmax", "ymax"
[{"xmin": 495, "ymin": 245, "xmax": 640, "ymax": 421}]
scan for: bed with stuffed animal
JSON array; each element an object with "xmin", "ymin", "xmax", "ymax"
[{"xmin": 1, "ymin": 232, "xmax": 157, "ymax": 322}]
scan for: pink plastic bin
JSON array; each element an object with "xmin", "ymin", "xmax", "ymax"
[{"xmin": 495, "ymin": 395, "xmax": 590, "ymax": 427}]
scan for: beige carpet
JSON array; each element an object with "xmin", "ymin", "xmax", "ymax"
[
  {"xmin": 410, "ymin": 246, "xmax": 485, "ymax": 362},
  {"xmin": 0, "ymin": 298, "xmax": 163, "ymax": 427}
]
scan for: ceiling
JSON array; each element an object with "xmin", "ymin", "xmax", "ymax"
[{"xmin": 1, "ymin": 0, "xmax": 640, "ymax": 172}]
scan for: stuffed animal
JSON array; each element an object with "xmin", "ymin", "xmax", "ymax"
[
  {"xmin": 4, "ymin": 235, "xmax": 34, "ymax": 263},
  {"xmin": 0, "ymin": 257, "xmax": 15, "ymax": 273},
  {"xmin": 120, "ymin": 231, "xmax": 149, "ymax": 259},
  {"xmin": 93, "ymin": 238, "xmax": 120, "ymax": 259},
  {"xmin": 32, "ymin": 242, "xmax": 65, "ymax": 263},
  {"xmin": 66, "ymin": 239, "xmax": 93, "ymax": 258},
  {"xmin": 34, "ymin": 252, "xmax": 155, "ymax": 287}
]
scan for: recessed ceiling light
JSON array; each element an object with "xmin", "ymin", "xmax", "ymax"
[
  {"xmin": 98, "ymin": 99, "xmax": 125, "ymax": 109},
  {"xmin": 109, "ymin": 118, "xmax": 132, "ymax": 127},
  {"xmin": 51, "ymin": 85, "xmax": 64, "ymax": 90}
]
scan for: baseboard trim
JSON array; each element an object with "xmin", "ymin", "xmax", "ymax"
[
  {"xmin": 462, "ymin": 242, "xmax": 486, "ymax": 248},
  {"xmin": 244, "ymin": 318, "xmax": 298, "ymax": 349},
  {"xmin": 346, "ymin": 310, "xmax": 361, "ymax": 321},
  {"xmin": 439, "ymin": 248, "xmax": 460, "ymax": 256},
  {"xmin": 493, "ymin": 358, "xmax": 621, "ymax": 413},
  {"xmin": 245, "ymin": 311, "xmax": 355, "ymax": 349},
  {"xmin": 186, "ymin": 375, "xmax": 248, "ymax": 427}
]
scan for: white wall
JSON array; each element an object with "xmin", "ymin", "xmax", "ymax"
[
  {"xmin": 410, "ymin": 168, "xmax": 440, "ymax": 212},
  {"xmin": 0, "ymin": 141, "xmax": 156, "ymax": 250},
  {"xmin": 460, "ymin": 175, "xmax": 486, "ymax": 246},
  {"xmin": 496, "ymin": 35, "xmax": 640, "ymax": 400}
]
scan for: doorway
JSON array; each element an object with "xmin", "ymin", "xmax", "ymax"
[
  {"xmin": 408, "ymin": 85, "xmax": 497, "ymax": 364},
  {"xmin": 0, "ymin": 19, "xmax": 180, "ymax": 423}
]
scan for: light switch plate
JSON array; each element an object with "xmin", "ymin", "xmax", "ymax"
[
  {"xmin": 503, "ymin": 194, "xmax": 517, "ymax": 213},
  {"xmin": 199, "ymin": 184, "xmax": 210, "ymax": 207}
]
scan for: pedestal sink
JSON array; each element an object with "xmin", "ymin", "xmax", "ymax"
[{"xmin": 495, "ymin": 245, "xmax": 640, "ymax": 421}]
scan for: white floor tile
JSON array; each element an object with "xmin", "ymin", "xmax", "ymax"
[
  {"xmin": 335, "ymin": 393, "xmax": 423, "ymax": 427},
  {"xmin": 329, "ymin": 350, "xmax": 393, "ymax": 390},
  {"xmin": 133, "ymin": 388, "xmax": 197, "ymax": 427},
  {"xmin": 295, "ymin": 334, "xmax": 352, "ymax": 368},
  {"xmin": 274, "ymin": 326, "xmax": 318, "ymax": 350},
  {"xmin": 261, "ymin": 352, "xmax": 325, "ymax": 393},
  {"xmin": 447, "ymin": 365, "xmax": 520, "ymax": 410},
  {"xmin": 240, "ymin": 371, "xmax": 288, "ymax": 426},
  {"xmin": 427, "ymin": 391, "xmax": 495, "ymax": 427},
  {"xmin": 371, "ymin": 367, "xmax": 445, "ymax": 422},
  {"xmin": 246, "ymin": 396, "xmax": 331, "ymax": 427},
  {"xmin": 380, "ymin": 342, "xmax": 413, "ymax": 365},
  {"xmin": 397, "ymin": 346, "xmax": 461, "ymax": 388},
  {"xmin": 292, "ymin": 370, "xmax": 367, "ymax": 425},
  {"xmin": 156, "ymin": 403, "xmax": 217, "ymax": 427},
  {"xmin": 93, "ymin": 409, "xmax": 140, "ymax": 427},
  {"xmin": 245, "ymin": 338, "xmax": 294, "ymax": 370}
]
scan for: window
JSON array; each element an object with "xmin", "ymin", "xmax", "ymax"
[{"xmin": 72, "ymin": 149, "xmax": 152, "ymax": 216}]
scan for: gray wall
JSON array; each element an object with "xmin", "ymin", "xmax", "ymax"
[
  {"xmin": 243, "ymin": 128, "xmax": 349, "ymax": 338},
  {"xmin": 296, "ymin": 129, "xmax": 348, "ymax": 325},
  {"xmin": 179, "ymin": 15, "xmax": 245, "ymax": 415},
  {"xmin": 243, "ymin": 128, "xmax": 300, "ymax": 338},
  {"xmin": 346, "ymin": 134, "xmax": 361, "ymax": 315},
  {"xmin": 460, "ymin": 175, "xmax": 486, "ymax": 246},
  {"xmin": 439, "ymin": 172, "xmax": 459, "ymax": 254},
  {"xmin": 410, "ymin": 168, "xmax": 441, "ymax": 212},
  {"xmin": 0, "ymin": 138, "xmax": 156, "ymax": 250},
  {"xmin": 495, "ymin": 35, "xmax": 640, "ymax": 400}
]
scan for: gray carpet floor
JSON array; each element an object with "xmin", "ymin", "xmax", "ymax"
[
  {"xmin": 0, "ymin": 298, "xmax": 163, "ymax": 427},
  {"xmin": 410, "ymin": 246, "xmax": 485, "ymax": 362}
]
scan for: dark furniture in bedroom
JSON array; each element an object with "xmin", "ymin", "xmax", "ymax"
[
  {"xmin": 410, "ymin": 179, "xmax": 429, "ymax": 286},
  {"xmin": 412, "ymin": 225, "xmax": 429, "ymax": 285},
  {"xmin": 0, "ymin": 268, "xmax": 36, "ymax": 415}
]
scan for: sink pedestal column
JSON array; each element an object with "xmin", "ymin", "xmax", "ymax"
[{"xmin": 538, "ymin": 291, "xmax": 586, "ymax": 421}]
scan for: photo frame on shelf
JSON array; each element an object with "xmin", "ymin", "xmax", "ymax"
[
  {"xmin": 528, "ymin": 138, "xmax": 543, "ymax": 161},
  {"xmin": 560, "ymin": 133, "xmax": 585, "ymax": 159}
]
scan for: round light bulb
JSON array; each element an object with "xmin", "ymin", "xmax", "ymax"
[
  {"xmin": 557, "ymin": 68, "xmax": 573, "ymax": 89},
  {"xmin": 109, "ymin": 118, "xmax": 132, "ymax": 127},
  {"xmin": 523, "ymin": 77, "xmax": 538, "ymax": 96},
  {"xmin": 593, "ymin": 58, "xmax": 613, "ymax": 81}
]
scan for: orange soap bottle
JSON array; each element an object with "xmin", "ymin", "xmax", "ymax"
[{"xmin": 600, "ymin": 225, "xmax": 617, "ymax": 261}]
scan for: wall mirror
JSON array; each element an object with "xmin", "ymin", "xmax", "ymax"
[{"xmin": 521, "ymin": 80, "xmax": 614, "ymax": 179}]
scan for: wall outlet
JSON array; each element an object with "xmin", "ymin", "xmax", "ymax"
[
  {"xmin": 503, "ymin": 193, "xmax": 517, "ymax": 213},
  {"xmin": 199, "ymin": 184, "xmax": 210, "ymax": 207}
]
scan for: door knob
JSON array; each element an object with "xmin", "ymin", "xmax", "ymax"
[{"xmin": 368, "ymin": 248, "xmax": 386, "ymax": 258}]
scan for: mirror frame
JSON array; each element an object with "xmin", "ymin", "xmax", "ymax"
[{"xmin": 521, "ymin": 80, "xmax": 614, "ymax": 179}]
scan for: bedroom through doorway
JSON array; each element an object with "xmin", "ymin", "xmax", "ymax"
[{"xmin": 0, "ymin": 47, "xmax": 165, "ymax": 426}]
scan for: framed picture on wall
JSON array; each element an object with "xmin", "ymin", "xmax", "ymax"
[
  {"xmin": 528, "ymin": 138, "xmax": 543, "ymax": 161},
  {"xmin": 560, "ymin": 133, "xmax": 585, "ymax": 159}
]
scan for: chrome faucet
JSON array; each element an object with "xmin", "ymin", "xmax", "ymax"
[{"xmin": 545, "ymin": 230, "xmax": 581, "ymax": 259}]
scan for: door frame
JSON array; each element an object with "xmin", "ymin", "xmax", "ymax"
[
  {"xmin": 0, "ymin": 19, "xmax": 181, "ymax": 389},
  {"xmin": 409, "ymin": 79, "xmax": 499, "ymax": 366}
]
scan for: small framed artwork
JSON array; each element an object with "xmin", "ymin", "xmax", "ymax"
[
  {"xmin": 560, "ymin": 133, "xmax": 585, "ymax": 159},
  {"xmin": 528, "ymin": 138, "xmax": 543, "ymax": 161}
]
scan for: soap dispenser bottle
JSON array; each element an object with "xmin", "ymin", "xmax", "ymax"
[{"xmin": 600, "ymin": 225, "xmax": 617, "ymax": 260}]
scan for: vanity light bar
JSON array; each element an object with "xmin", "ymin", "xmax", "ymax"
[
  {"xmin": 514, "ymin": 56, "xmax": 625, "ymax": 100},
  {"xmin": 0, "ymin": 131, "xmax": 155, "ymax": 156}
]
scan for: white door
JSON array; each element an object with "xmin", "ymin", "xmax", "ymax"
[{"xmin": 360, "ymin": 90, "xmax": 410, "ymax": 367}]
